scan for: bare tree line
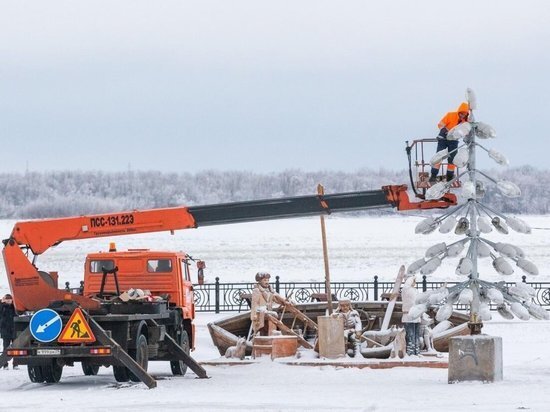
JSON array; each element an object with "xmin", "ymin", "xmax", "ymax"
[{"xmin": 0, "ymin": 166, "xmax": 544, "ymax": 218}]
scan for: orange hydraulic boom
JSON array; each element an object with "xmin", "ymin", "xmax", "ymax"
[{"xmin": 3, "ymin": 185, "xmax": 456, "ymax": 312}]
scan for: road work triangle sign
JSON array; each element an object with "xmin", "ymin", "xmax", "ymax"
[{"xmin": 58, "ymin": 308, "xmax": 96, "ymax": 343}]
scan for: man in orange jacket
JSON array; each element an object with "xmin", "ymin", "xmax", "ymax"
[{"xmin": 429, "ymin": 102, "xmax": 470, "ymax": 183}]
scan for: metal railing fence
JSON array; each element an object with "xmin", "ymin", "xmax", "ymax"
[{"xmin": 193, "ymin": 275, "xmax": 550, "ymax": 313}]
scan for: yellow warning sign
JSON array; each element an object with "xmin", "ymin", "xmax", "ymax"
[{"xmin": 58, "ymin": 308, "xmax": 96, "ymax": 343}]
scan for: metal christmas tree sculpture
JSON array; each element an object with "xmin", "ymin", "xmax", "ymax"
[{"xmin": 406, "ymin": 89, "xmax": 548, "ymax": 333}]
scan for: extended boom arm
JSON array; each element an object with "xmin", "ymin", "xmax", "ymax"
[{"xmin": 3, "ymin": 185, "xmax": 455, "ymax": 311}]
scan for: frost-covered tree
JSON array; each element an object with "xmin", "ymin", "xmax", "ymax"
[{"xmin": 0, "ymin": 165, "xmax": 545, "ymax": 219}]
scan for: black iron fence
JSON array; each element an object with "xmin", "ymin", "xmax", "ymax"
[{"xmin": 193, "ymin": 275, "xmax": 550, "ymax": 313}]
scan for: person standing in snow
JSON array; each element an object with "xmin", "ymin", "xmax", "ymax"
[
  {"xmin": 401, "ymin": 276, "xmax": 420, "ymax": 356},
  {"xmin": 0, "ymin": 294, "xmax": 16, "ymax": 369},
  {"xmin": 333, "ymin": 300, "xmax": 362, "ymax": 357},
  {"xmin": 429, "ymin": 102, "xmax": 470, "ymax": 183}
]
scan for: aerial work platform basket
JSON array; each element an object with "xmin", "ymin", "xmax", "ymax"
[{"xmin": 406, "ymin": 138, "xmax": 461, "ymax": 198}]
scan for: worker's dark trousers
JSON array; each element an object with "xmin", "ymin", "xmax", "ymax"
[
  {"xmin": 430, "ymin": 138, "xmax": 459, "ymax": 176},
  {"xmin": 404, "ymin": 322, "xmax": 420, "ymax": 355},
  {"xmin": 2, "ymin": 337, "xmax": 12, "ymax": 367}
]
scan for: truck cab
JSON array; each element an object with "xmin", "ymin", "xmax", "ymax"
[{"xmin": 83, "ymin": 246, "xmax": 195, "ymax": 321}]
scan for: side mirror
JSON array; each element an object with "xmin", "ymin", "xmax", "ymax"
[{"xmin": 197, "ymin": 260, "xmax": 206, "ymax": 285}]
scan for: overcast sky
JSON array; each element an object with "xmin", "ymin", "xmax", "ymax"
[{"xmin": 1, "ymin": 1, "xmax": 549, "ymax": 173}]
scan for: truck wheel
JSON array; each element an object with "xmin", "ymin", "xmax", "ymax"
[
  {"xmin": 28, "ymin": 365, "xmax": 45, "ymax": 383},
  {"xmin": 42, "ymin": 360, "xmax": 63, "ymax": 383},
  {"xmin": 170, "ymin": 329, "xmax": 190, "ymax": 376},
  {"xmin": 113, "ymin": 365, "xmax": 129, "ymax": 382},
  {"xmin": 81, "ymin": 361, "xmax": 100, "ymax": 376},
  {"xmin": 129, "ymin": 334, "xmax": 149, "ymax": 382}
]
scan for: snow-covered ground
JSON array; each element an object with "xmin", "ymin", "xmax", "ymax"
[
  {"xmin": 0, "ymin": 313, "xmax": 549, "ymax": 411},
  {"xmin": 1, "ymin": 216, "xmax": 550, "ymax": 411}
]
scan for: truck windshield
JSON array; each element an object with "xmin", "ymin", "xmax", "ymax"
[{"xmin": 90, "ymin": 260, "xmax": 115, "ymax": 273}]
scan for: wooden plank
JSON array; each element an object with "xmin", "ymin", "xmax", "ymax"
[
  {"xmin": 360, "ymin": 335, "xmax": 385, "ymax": 348},
  {"xmin": 147, "ymin": 319, "xmax": 209, "ymax": 379},
  {"xmin": 380, "ymin": 265, "xmax": 405, "ymax": 331},
  {"xmin": 274, "ymin": 297, "xmax": 318, "ymax": 331},
  {"xmin": 88, "ymin": 314, "xmax": 157, "ymax": 389},
  {"xmin": 265, "ymin": 314, "xmax": 313, "ymax": 349}
]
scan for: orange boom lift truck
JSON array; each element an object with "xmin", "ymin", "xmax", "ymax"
[{"xmin": 1, "ymin": 185, "xmax": 455, "ymax": 388}]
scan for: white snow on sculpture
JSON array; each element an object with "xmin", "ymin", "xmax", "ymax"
[
  {"xmin": 488, "ymin": 148, "xmax": 508, "ymax": 165},
  {"xmin": 461, "ymin": 181, "xmax": 475, "ymax": 199},
  {"xmin": 447, "ymin": 122, "xmax": 472, "ymax": 141},
  {"xmin": 486, "ymin": 287, "xmax": 504, "ymax": 305},
  {"xmin": 431, "ymin": 320, "xmax": 453, "ymax": 335},
  {"xmin": 458, "ymin": 288, "xmax": 473, "ymax": 304},
  {"xmin": 477, "ymin": 241, "xmax": 491, "ymax": 258},
  {"xmin": 456, "ymin": 257, "xmax": 473, "ymax": 276},
  {"xmin": 477, "ymin": 216, "xmax": 492, "ymax": 233},
  {"xmin": 491, "ymin": 216, "xmax": 509, "ymax": 234},
  {"xmin": 430, "ymin": 149, "xmax": 449, "ymax": 167},
  {"xmin": 497, "ymin": 180, "xmax": 521, "ymax": 198},
  {"xmin": 447, "ymin": 241, "xmax": 466, "ymax": 258},
  {"xmin": 435, "ymin": 303, "xmax": 453, "ymax": 322},
  {"xmin": 408, "ymin": 304, "xmax": 428, "ymax": 320},
  {"xmin": 511, "ymin": 245, "xmax": 525, "ymax": 258},
  {"xmin": 407, "ymin": 258, "xmax": 426, "ymax": 274},
  {"xmin": 493, "ymin": 256, "xmax": 514, "ymax": 276},
  {"xmin": 497, "ymin": 303, "xmax": 515, "ymax": 320},
  {"xmin": 466, "ymin": 88, "xmax": 477, "ymax": 110},
  {"xmin": 415, "ymin": 291, "xmax": 431, "ymax": 305},
  {"xmin": 415, "ymin": 217, "xmax": 437, "ymax": 234},
  {"xmin": 511, "ymin": 302, "xmax": 530, "ymax": 321},
  {"xmin": 425, "ymin": 242, "xmax": 447, "ymax": 258},
  {"xmin": 506, "ymin": 216, "xmax": 531, "ymax": 234},
  {"xmin": 494, "ymin": 242, "xmax": 519, "ymax": 259},
  {"xmin": 526, "ymin": 302, "xmax": 550, "ymax": 320},
  {"xmin": 420, "ymin": 257, "xmax": 442, "ymax": 275},
  {"xmin": 425, "ymin": 182, "xmax": 448, "ymax": 201},
  {"xmin": 439, "ymin": 217, "xmax": 456, "ymax": 234},
  {"xmin": 428, "ymin": 288, "xmax": 449, "ymax": 305},
  {"xmin": 454, "ymin": 217, "xmax": 469, "ymax": 235},
  {"xmin": 517, "ymin": 258, "xmax": 539, "ymax": 276},
  {"xmin": 475, "ymin": 121, "xmax": 497, "ymax": 139},
  {"xmin": 479, "ymin": 303, "xmax": 492, "ymax": 321},
  {"xmin": 514, "ymin": 282, "xmax": 537, "ymax": 297},
  {"xmin": 453, "ymin": 148, "xmax": 469, "ymax": 168},
  {"xmin": 475, "ymin": 181, "xmax": 486, "ymax": 198},
  {"xmin": 508, "ymin": 286, "xmax": 529, "ymax": 301}
]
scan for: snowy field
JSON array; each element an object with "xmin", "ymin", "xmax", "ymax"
[
  {"xmin": 1, "ymin": 215, "xmax": 550, "ymax": 411},
  {"xmin": 0, "ymin": 314, "xmax": 549, "ymax": 411}
]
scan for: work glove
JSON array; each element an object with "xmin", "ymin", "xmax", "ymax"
[{"xmin": 437, "ymin": 127, "xmax": 448, "ymax": 139}]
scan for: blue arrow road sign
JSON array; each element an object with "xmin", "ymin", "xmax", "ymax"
[{"xmin": 30, "ymin": 309, "xmax": 62, "ymax": 343}]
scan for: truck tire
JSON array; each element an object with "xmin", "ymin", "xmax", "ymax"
[
  {"xmin": 28, "ymin": 365, "xmax": 45, "ymax": 383},
  {"xmin": 113, "ymin": 365, "xmax": 129, "ymax": 382},
  {"xmin": 81, "ymin": 361, "xmax": 100, "ymax": 376},
  {"xmin": 129, "ymin": 334, "xmax": 149, "ymax": 382},
  {"xmin": 42, "ymin": 360, "xmax": 63, "ymax": 383},
  {"xmin": 170, "ymin": 329, "xmax": 190, "ymax": 376}
]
